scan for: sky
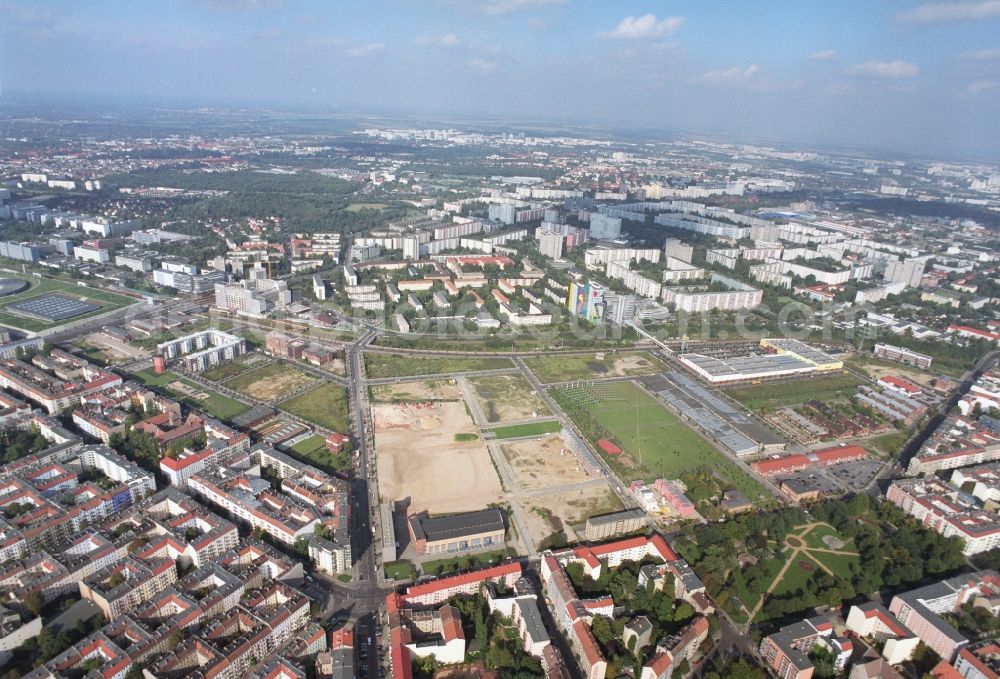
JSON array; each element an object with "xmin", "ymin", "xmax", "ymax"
[{"xmin": 2, "ymin": 0, "xmax": 1000, "ymax": 159}]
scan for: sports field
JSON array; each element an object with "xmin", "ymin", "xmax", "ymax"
[
  {"xmin": 522, "ymin": 351, "xmax": 666, "ymax": 383},
  {"xmin": 278, "ymin": 382, "xmax": 350, "ymax": 432},
  {"xmin": 552, "ymin": 380, "xmax": 766, "ymax": 498},
  {"xmin": 723, "ymin": 373, "xmax": 863, "ymax": 413},
  {"xmin": 364, "ymin": 353, "xmax": 513, "ymax": 379},
  {"xmin": 0, "ymin": 274, "xmax": 138, "ymax": 332}
]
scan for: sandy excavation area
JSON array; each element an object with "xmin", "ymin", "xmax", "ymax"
[
  {"xmin": 608, "ymin": 353, "xmax": 661, "ymax": 376},
  {"xmin": 501, "ymin": 435, "xmax": 593, "ymax": 491},
  {"xmin": 374, "ymin": 401, "xmax": 503, "ymax": 514}
]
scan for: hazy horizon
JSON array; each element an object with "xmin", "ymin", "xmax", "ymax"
[{"xmin": 2, "ymin": 0, "xmax": 1000, "ymax": 160}]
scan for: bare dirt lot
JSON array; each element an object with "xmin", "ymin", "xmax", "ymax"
[
  {"xmin": 468, "ymin": 374, "xmax": 551, "ymax": 422},
  {"xmin": 522, "ymin": 485, "xmax": 624, "ymax": 546},
  {"xmin": 501, "ymin": 435, "xmax": 593, "ymax": 491},
  {"xmin": 373, "ymin": 401, "xmax": 504, "ymax": 514},
  {"xmin": 228, "ymin": 363, "xmax": 317, "ymax": 401},
  {"xmin": 370, "ymin": 379, "xmax": 463, "ymax": 403},
  {"xmin": 852, "ymin": 362, "xmax": 937, "ymax": 388}
]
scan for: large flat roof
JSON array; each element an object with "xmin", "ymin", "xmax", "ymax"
[{"xmin": 410, "ymin": 508, "xmax": 506, "ymax": 543}]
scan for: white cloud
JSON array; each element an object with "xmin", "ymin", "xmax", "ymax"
[
  {"xmin": 808, "ymin": 49, "xmax": 838, "ymax": 61},
  {"xmin": 469, "ymin": 58, "xmax": 499, "ymax": 74},
  {"xmin": 345, "ymin": 42, "xmax": 384, "ymax": 58},
  {"xmin": 959, "ymin": 47, "xmax": 1000, "ymax": 59},
  {"xmin": 845, "ymin": 60, "xmax": 919, "ymax": 78},
  {"xmin": 600, "ymin": 14, "xmax": 684, "ymax": 40},
  {"xmin": 415, "ymin": 32, "xmax": 460, "ymax": 47},
  {"xmin": 698, "ymin": 64, "xmax": 760, "ymax": 84},
  {"xmin": 968, "ymin": 79, "xmax": 1000, "ymax": 93},
  {"xmin": 476, "ymin": 0, "xmax": 566, "ymax": 16},
  {"xmin": 896, "ymin": 0, "xmax": 1000, "ymax": 25}
]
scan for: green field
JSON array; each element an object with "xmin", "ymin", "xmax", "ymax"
[
  {"xmin": 345, "ymin": 203, "xmax": 389, "ymax": 212},
  {"xmin": 285, "ymin": 435, "xmax": 350, "ymax": 472},
  {"xmin": 364, "ymin": 353, "xmax": 513, "ymax": 379},
  {"xmin": 723, "ymin": 372, "xmax": 864, "ymax": 413},
  {"xmin": 553, "ymin": 381, "xmax": 767, "ymax": 498},
  {"xmin": 522, "ymin": 351, "xmax": 666, "ymax": 383},
  {"xmin": 384, "ymin": 560, "xmax": 418, "ymax": 581},
  {"xmin": 132, "ymin": 368, "xmax": 249, "ymax": 420},
  {"xmin": 0, "ymin": 274, "xmax": 138, "ymax": 332},
  {"xmin": 289, "ymin": 435, "xmax": 327, "ymax": 456},
  {"xmin": 201, "ymin": 361, "xmax": 249, "ymax": 382},
  {"xmin": 771, "ymin": 553, "xmax": 826, "ymax": 597},
  {"xmin": 278, "ymin": 382, "xmax": 350, "ymax": 432},
  {"xmin": 421, "ymin": 548, "xmax": 513, "ymax": 576},
  {"xmin": 490, "ymin": 420, "xmax": 562, "ymax": 439}
]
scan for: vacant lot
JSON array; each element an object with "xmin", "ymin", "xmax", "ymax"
[
  {"xmin": 373, "ymin": 400, "xmax": 503, "ymax": 514},
  {"xmin": 279, "ymin": 383, "xmax": 350, "ymax": 432},
  {"xmin": 468, "ymin": 374, "xmax": 550, "ymax": 422},
  {"xmin": 370, "ymin": 379, "xmax": 462, "ymax": 403},
  {"xmin": 364, "ymin": 353, "xmax": 513, "ymax": 379},
  {"xmin": 845, "ymin": 354, "xmax": 937, "ymax": 388},
  {"xmin": 724, "ymin": 373, "xmax": 864, "ymax": 413},
  {"xmin": 553, "ymin": 381, "xmax": 767, "ymax": 499},
  {"xmin": 523, "ymin": 351, "xmax": 666, "ymax": 383},
  {"xmin": 226, "ymin": 361, "xmax": 317, "ymax": 401},
  {"xmin": 0, "ymin": 274, "xmax": 137, "ymax": 332},
  {"xmin": 524, "ymin": 485, "xmax": 624, "ymax": 547},
  {"xmin": 501, "ymin": 434, "xmax": 593, "ymax": 491}
]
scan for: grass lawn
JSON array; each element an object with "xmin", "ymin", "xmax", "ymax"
[
  {"xmin": 384, "ymin": 560, "xmax": 418, "ymax": 581},
  {"xmin": 421, "ymin": 548, "xmax": 513, "ymax": 576},
  {"xmin": 279, "ymin": 382, "xmax": 350, "ymax": 432},
  {"xmin": 132, "ymin": 368, "xmax": 249, "ymax": 420},
  {"xmin": 364, "ymin": 353, "xmax": 512, "ymax": 379},
  {"xmin": 289, "ymin": 435, "xmax": 327, "ymax": 456},
  {"xmin": 522, "ymin": 351, "xmax": 667, "ymax": 383},
  {"xmin": 132, "ymin": 367, "xmax": 184, "ymax": 387},
  {"xmin": 868, "ymin": 429, "xmax": 911, "ymax": 459},
  {"xmin": 810, "ymin": 550, "xmax": 861, "ymax": 577},
  {"xmin": 803, "ymin": 524, "xmax": 856, "ymax": 551},
  {"xmin": 553, "ymin": 381, "xmax": 767, "ymax": 498},
  {"xmin": 0, "ymin": 274, "xmax": 138, "ymax": 332},
  {"xmin": 201, "ymin": 361, "xmax": 249, "ymax": 382},
  {"xmin": 490, "ymin": 420, "xmax": 562, "ymax": 439},
  {"xmin": 284, "ymin": 439, "xmax": 350, "ymax": 473},
  {"xmin": 771, "ymin": 552, "xmax": 825, "ymax": 597},
  {"xmin": 345, "ymin": 203, "xmax": 389, "ymax": 212},
  {"xmin": 723, "ymin": 372, "xmax": 864, "ymax": 413}
]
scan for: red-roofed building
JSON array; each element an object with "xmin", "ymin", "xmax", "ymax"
[
  {"xmin": 949, "ymin": 325, "xmax": 1000, "ymax": 344},
  {"xmin": 751, "ymin": 454, "xmax": 811, "ymax": 477},
  {"xmin": 402, "ymin": 562, "xmax": 522, "ymax": 606},
  {"xmin": 879, "ymin": 375, "xmax": 922, "ymax": 396},
  {"xmin": 812, "ymin": 445, "xmax": 869, "ymax": 466}
]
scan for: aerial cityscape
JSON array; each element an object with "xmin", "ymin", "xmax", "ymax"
[{"xmin": 1, "ymin": 2, "xmax": 1000, "ymax": 679}]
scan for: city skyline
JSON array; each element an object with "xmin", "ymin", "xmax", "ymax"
[{"xmin": 2, "ymin": 1, "xmax": 1000, "ymax": 159}]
